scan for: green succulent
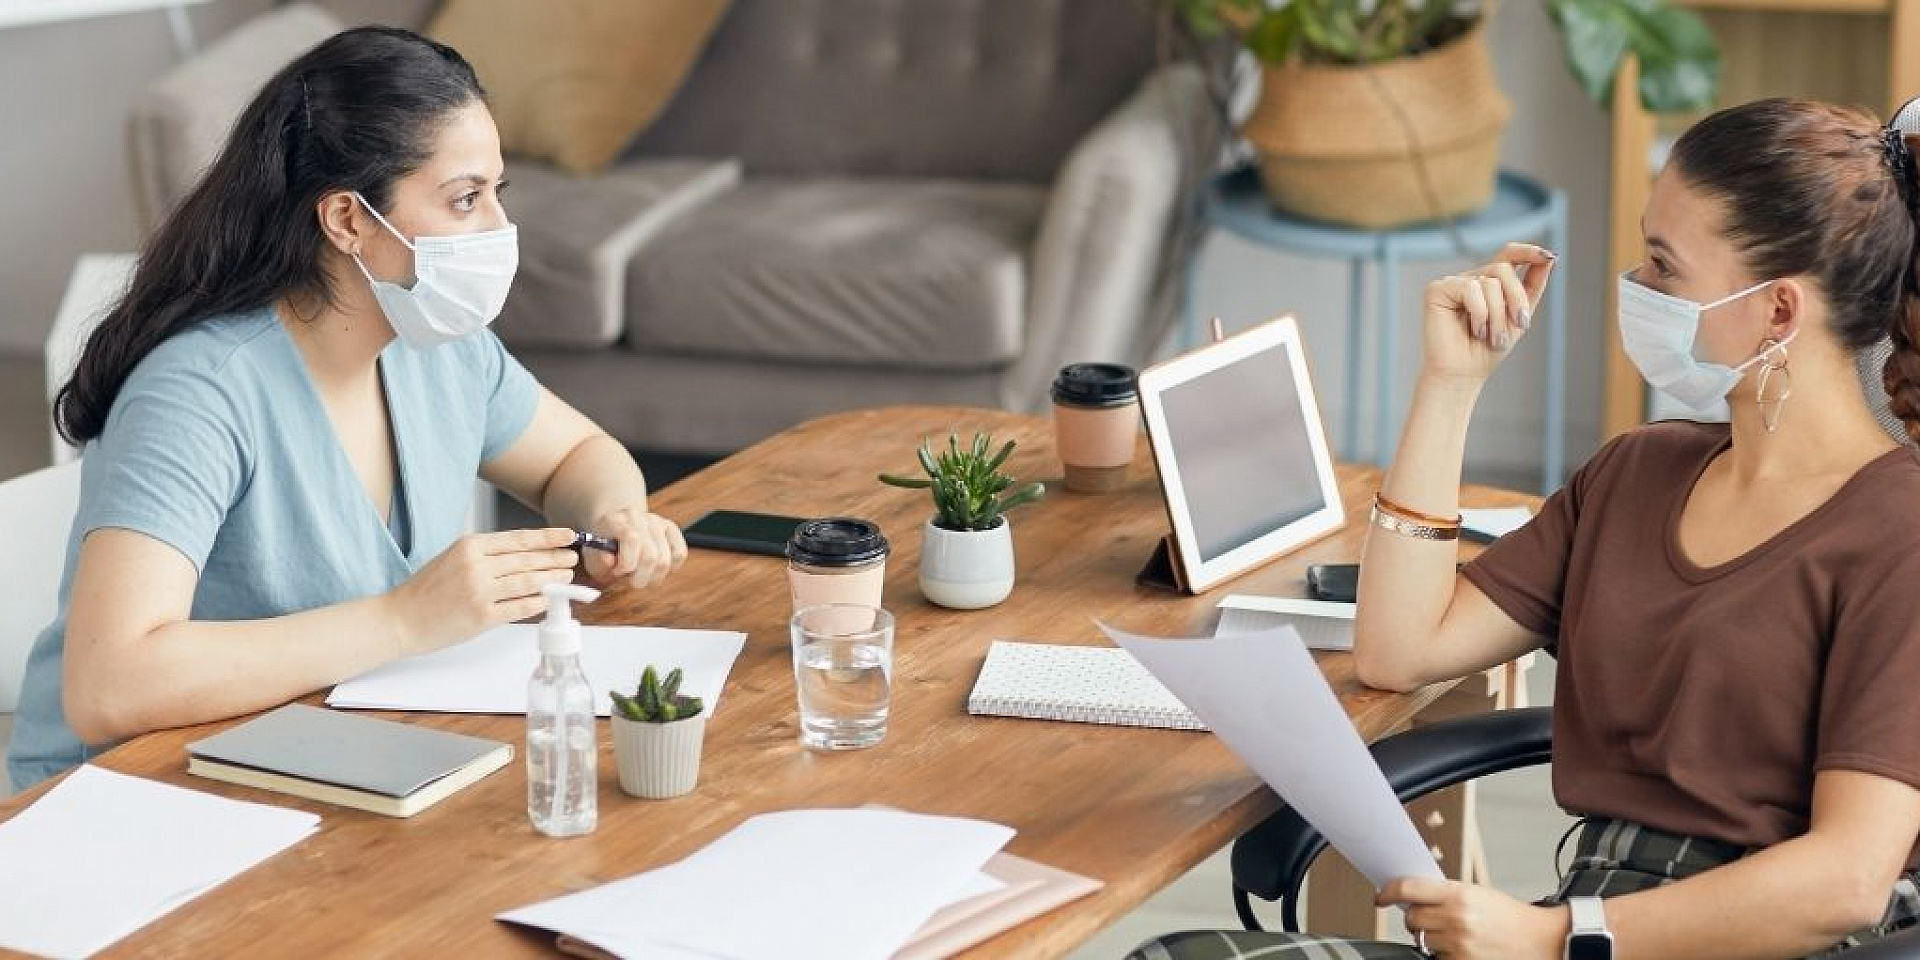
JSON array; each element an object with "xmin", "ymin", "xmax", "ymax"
[
  {"xmin": 610, "ymin": 665, "xmax": 704, "ymax": 723},
  {"xmin": 878, "ymin": 432, "xmax": 1045, "ymax": 533}
]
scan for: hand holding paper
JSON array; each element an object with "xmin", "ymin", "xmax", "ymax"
[{"xmin": 1102, "ymin": 622, "xmax": 1441, "ymax": 888}]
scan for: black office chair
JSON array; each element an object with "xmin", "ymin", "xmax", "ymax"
[{"xmin": 1227, "ymin": 705, "xmax": 1920, "ymax": 958}]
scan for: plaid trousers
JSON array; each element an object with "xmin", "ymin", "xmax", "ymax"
[{"xmin": 1127, "ymin": 818, "xmax": 1920, "ymax": 960}]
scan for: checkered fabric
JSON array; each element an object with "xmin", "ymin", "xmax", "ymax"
[{"xmin": 1127, "ymin": 818, "xmax": 1920, "ymax": 959}]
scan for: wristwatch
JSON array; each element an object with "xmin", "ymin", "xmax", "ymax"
[{"xmin": 1565, "ymin": 896, "xmax": 1614, "ymax": 960}]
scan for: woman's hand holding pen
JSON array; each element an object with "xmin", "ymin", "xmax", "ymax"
[
  {"xmin": 383, "ymin": 527, "xmax": 580, "ymax": 653},
  {"xmin": 581, "ymin": 507, "xmax": 687, "ymax": 591}
]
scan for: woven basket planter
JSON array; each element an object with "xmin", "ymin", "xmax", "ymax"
[{"xmin": 1242, "ymin": 18, "xmax": 1510, "ymax": 229}]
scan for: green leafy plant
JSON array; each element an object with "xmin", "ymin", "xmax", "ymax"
[
  {"xmin": 878, "ymin": 432, "xmax": 1045, "ymax": 533},
  {"xmin": 1168, "ymin": 0, "xmax": 1719, "ymax": 112},
  {"xmin": 610, "ymin": 665, "xmax": 704, "ymax": 723}
]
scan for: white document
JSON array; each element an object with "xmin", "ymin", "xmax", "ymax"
[
  {"xmin": 1462, "ymin": 507, "xmax": 1535, "ymax": 541},
  {"xmin": 0, "ymin": 765, "xmax": 319, "ymax": 959},
  {"xmin": 1215, "ymin": 595, "xmax": 1356, "ymax": 650},
  {"xmin": 499, "ymin": 808, "xmax": 1016, "ymax": 960},
  {"xmin": 327, "ymin": 624, "xmax": 747, "ymax": 717},
  {"xmin": 1102, "ymin": 623, "xmax": 1441, "ymax": 888}
]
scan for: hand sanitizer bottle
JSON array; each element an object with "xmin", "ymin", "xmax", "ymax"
[{"xmin": 528, "ymin": 583, "xmax": 599, "ymax": 837}]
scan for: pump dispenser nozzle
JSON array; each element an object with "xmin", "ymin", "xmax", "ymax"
[{"xmin": 539, "ymin": 584, "xmax": 601, "ymax": 655}]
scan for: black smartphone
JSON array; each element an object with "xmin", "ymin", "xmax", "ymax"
[
  {"xmin": 683, "ymin": 510, "xmax": 806, "ymax": 557},
  {"xmin": 1306, "ymin": 563, "xmax": 1361, "ymax": 603}
]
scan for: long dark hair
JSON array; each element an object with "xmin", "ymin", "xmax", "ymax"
[
  {"xmin": 1668, "ymin": 98, "xmax": 1920, "ymax": 439},
  {"xmin": 54, "ymin": 26, "xmax": 483, "ymax": 445}
]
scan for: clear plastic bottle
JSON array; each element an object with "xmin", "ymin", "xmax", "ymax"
[{"xmin": 527, "ymin": 583, "xmax": 599, "ymax": 837}]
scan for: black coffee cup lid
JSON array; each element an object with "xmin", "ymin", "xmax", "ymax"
[
  {"xmin": 787, "ymin": 517, "xmax": 889, "ymax": 567},
  {"xmin": 1052, "ymin": 363, "xmax": 1139, "ymax": 407}
]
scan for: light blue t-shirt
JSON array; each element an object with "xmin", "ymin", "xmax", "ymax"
[{"xmin": 6, "ymin": 307, "xmax": 539, "ymax": 790}]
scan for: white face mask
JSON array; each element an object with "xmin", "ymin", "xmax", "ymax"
[
  {"xmin": 1617, "ymin": 268, "xmax": 1794, "ymax": 418},
  {"xmin": 350, "ymin": 192, "xmax": 517, "ymax": 349}
]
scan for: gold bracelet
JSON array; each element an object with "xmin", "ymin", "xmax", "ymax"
[
  {"xmin": 1375, "ymin": 492, "xmax": 1461, "ymax": 528},
  {"xmin": 1371, "ymin": 504, "xmax": 1461, "ymax": 541}
]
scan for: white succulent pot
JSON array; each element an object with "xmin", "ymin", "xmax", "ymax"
[
  {"xmin": 611, "ymin": 712, "xmax": 707, "ymax": 799},
  {"xmin": 918, "ymin": 517, "xmax": 1015, "ymax": 610}
]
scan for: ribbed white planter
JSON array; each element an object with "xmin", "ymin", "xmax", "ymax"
[
  {"xmin": 919, "ymin": 517, "xmax": 1015, "ymax": 610},
  {"xmin": 611, "ymin": 713, "xmax": 707, "ymax": 799}
]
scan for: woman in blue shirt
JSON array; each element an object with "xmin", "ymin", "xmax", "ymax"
[{"xmin": 6, "ymin": 26, "xmax": 687, "ymax": 790}]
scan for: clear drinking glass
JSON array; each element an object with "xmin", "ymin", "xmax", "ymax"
[{"xmin": 790, "ymin": 603, "xmax": 894, "ymax": 750}]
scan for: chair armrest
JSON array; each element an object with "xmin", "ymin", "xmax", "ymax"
[
  {"xmin": 128, "ymin": 4, "xmax": 342, "ymax": 228},
  {"xmin": 1834, "ymin": 927, "xmax": 1920, "ymax": 959},
  {"xmin": 1231, "ymin": 705, "xmax": 1553, "ymax": 930},
  {"xmin": 1003, "ymin": 62, "xmax": 1216, "ymax": 411}
]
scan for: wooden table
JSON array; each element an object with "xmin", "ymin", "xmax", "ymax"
[{"xmin": 0, "ymin": 406, "xmax": 1543, "ymax": 959}]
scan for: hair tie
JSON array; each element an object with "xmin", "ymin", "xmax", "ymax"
[{"xmin": 1885, "ymin": 126, "xmax": 1916, "ymax": 200}]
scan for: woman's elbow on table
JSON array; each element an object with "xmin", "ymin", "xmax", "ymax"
[{"xmin": 1352, "ymin": 642, "xmax": 1427, "ymax": 693}]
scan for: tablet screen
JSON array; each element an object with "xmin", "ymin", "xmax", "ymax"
[{"xmin": 1157, "ymin": 338, "xmax": 1327, "ymax": 563}]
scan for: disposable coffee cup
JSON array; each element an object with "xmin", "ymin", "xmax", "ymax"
[
  {"xmin": 1052, "ymin": 363, "xmax": 1140, "ymax": 493},
  {"xmin": 786, "ymin": 518, "xmax": 889, "ymax": 616}
]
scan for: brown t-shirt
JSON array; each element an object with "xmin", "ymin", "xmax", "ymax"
[{"xmin": 1464, "ymin": 421, "xmax": 1920, "ymax": 867}]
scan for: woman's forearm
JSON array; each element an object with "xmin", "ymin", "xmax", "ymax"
[
  {"xmin": 538, "ymin": 432, "xmax": 647, "ymax": 531},
  {"xmin": 1352, "ymin": 375, "xmax": 1480, "ymax": 689},
  {"xmin": 1600, "ymin": 833, "xmax": 1891, "ymax": 959},
  {"xmin": 65, "ymin": 593, "xmax": 406, "ymax": 744}
]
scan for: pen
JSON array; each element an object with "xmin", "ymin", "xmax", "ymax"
[{"xmin": 572, "ymin": 531, "xmax": 620, "ymax": 555}]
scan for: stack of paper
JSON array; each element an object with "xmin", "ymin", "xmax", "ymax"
[
  {"xmin": 1214, "ymin": 595, "xmax": 1356, "ymax": 650},
  {"xmin": 1462, "ymin": 506, "xmax": 1535, "ymax": 543},
  {"xmin": 0, "ymin": 765, "xmax": 319, "ymax": 958},
  {"xmin": 328, "ymin": 624, "xmax": 747, "ymax": 716},
  {"xmin": 501, "ymin": 808, "xmax": 1097, "ymax": 960}
]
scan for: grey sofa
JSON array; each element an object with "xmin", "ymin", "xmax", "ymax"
[{"xmin": 131, "ymin": 0, "xmax": 1213, "ymax": 455}]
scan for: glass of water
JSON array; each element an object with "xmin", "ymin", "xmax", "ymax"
[{"xmin": 790, "ymin": 603, "xmax": 894, "ymax": 750}]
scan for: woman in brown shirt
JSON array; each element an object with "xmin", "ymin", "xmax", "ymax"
[{"xmin": 1132, "ymin": 99, "xmax": 1920, "ymax": 960}]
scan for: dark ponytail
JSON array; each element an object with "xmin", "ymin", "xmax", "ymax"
[
  {"xmin": 53, "ymin": 26, "xmax": 483, "ymax": 445},
  {"xmin": 1880, "ymin": 119, "xmax": 1920, "ymax": 442},
  {"xmin": 1667, "ymin": 98, "xmax": 1920, "ymax": 440}
]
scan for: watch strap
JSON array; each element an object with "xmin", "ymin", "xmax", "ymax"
[{"xmin": 1569, "ymin": 896, "xmax": 1607, "ymax": 935}]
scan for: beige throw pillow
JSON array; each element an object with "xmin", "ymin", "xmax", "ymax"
[{"xmin": 428, "ymin": 0, "xmax": 731, "ymax": 175}]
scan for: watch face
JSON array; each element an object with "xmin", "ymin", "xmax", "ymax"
[{"xmin": 1568, "ymin": 932, "xmax": 1613, "ymax": 960}]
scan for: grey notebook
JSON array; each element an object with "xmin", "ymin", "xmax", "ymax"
[{"xmin": 187, "ymin": 704, "xmax": 510, "ymax": 807}]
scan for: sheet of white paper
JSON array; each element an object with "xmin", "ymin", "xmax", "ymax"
[
  {"xmin": 500, "ymin": 808, "xmax": 1014, "ymax": 960},
  {"xmin": 1461, "ymin": 507, "xmax": 1534, "ymax": 541},
  {"xmin": 0, "ymin": 765, "xmax": 318, "ymax": 959},
  {"xmin": 327, "ymin": 624, "xmax": 747, "ymax": 716},
  {"xmin": 1103, "ymin": 623, "xmax": 1441, "ymax": 888},
  {"xmin": 1215, "ymin": 595, "xmax": 1356, "ymax": 650}
]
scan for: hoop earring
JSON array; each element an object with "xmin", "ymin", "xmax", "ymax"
[{"xmin": 1756, "ymin": 337, "xmax": 1792, "ymax": 434}]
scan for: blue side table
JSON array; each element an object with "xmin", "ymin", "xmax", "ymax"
[{"xmin": 1193, "ymin": 167, "xmax": 1569, "ymax": 492}]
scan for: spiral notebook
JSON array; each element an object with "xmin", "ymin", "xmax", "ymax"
[{"xmin": 966, "ymin": 641, "xmax": 1206, "ymax": 731}]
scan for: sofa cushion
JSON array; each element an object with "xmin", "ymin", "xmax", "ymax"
[
  {"xmin": 427, "ymin": 0, "xmax": 731, "ymax": 175},
  {"xmin": 628, "ymin": 0, "xmax": 1159, "ymax": 182},
  {"xmin": 624, "ymin": 179, "xmax": 1046, "ymax": 371},
  {"xmin": 130, "ymin": 3, "xmax": 344, "ymax": 221},
  {"xmin": 493, "ymin": 158, "xmax": 740, "ymax": 350}
]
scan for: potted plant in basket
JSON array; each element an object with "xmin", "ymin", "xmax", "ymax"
[
  {"xmin": 879, "ymin": 432, "xmax": 1045, "ymax": 610},
  {"xmin": 609, "ymin": 665, "xmax": 706, "ymax": 800},
  {"xmin": 1167, "ymin": 0, "xmax": 1720, "ymax": 229}
]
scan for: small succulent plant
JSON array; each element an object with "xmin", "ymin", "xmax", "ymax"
[
  {"xmin": 878, "ymin": 432, "xmax": 1045, "ymax": 532},
  {"xmin": 610, "ymin": 665, "xmax": 704, "ymax": 723}
]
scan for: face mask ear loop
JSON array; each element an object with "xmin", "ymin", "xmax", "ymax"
[
  {"xmin": 1756, "ymin": 337, "xmax": 1793, "ymax": 434},
  {"xmin": 349, "ymin": 192, "xmax": 415, "ymax": 252},
  {"xmin": 1700, "ymin": 278, "xmax": 1777, "ymax": 313}
]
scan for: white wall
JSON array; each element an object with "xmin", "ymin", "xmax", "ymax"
[
  {"xmin": 1185, "ymin": 1, "xmax": 1614, "ymax": 487},
  {"xmin": 0, "ymin": 0, "xmax": 270, "ymax": 356}
]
